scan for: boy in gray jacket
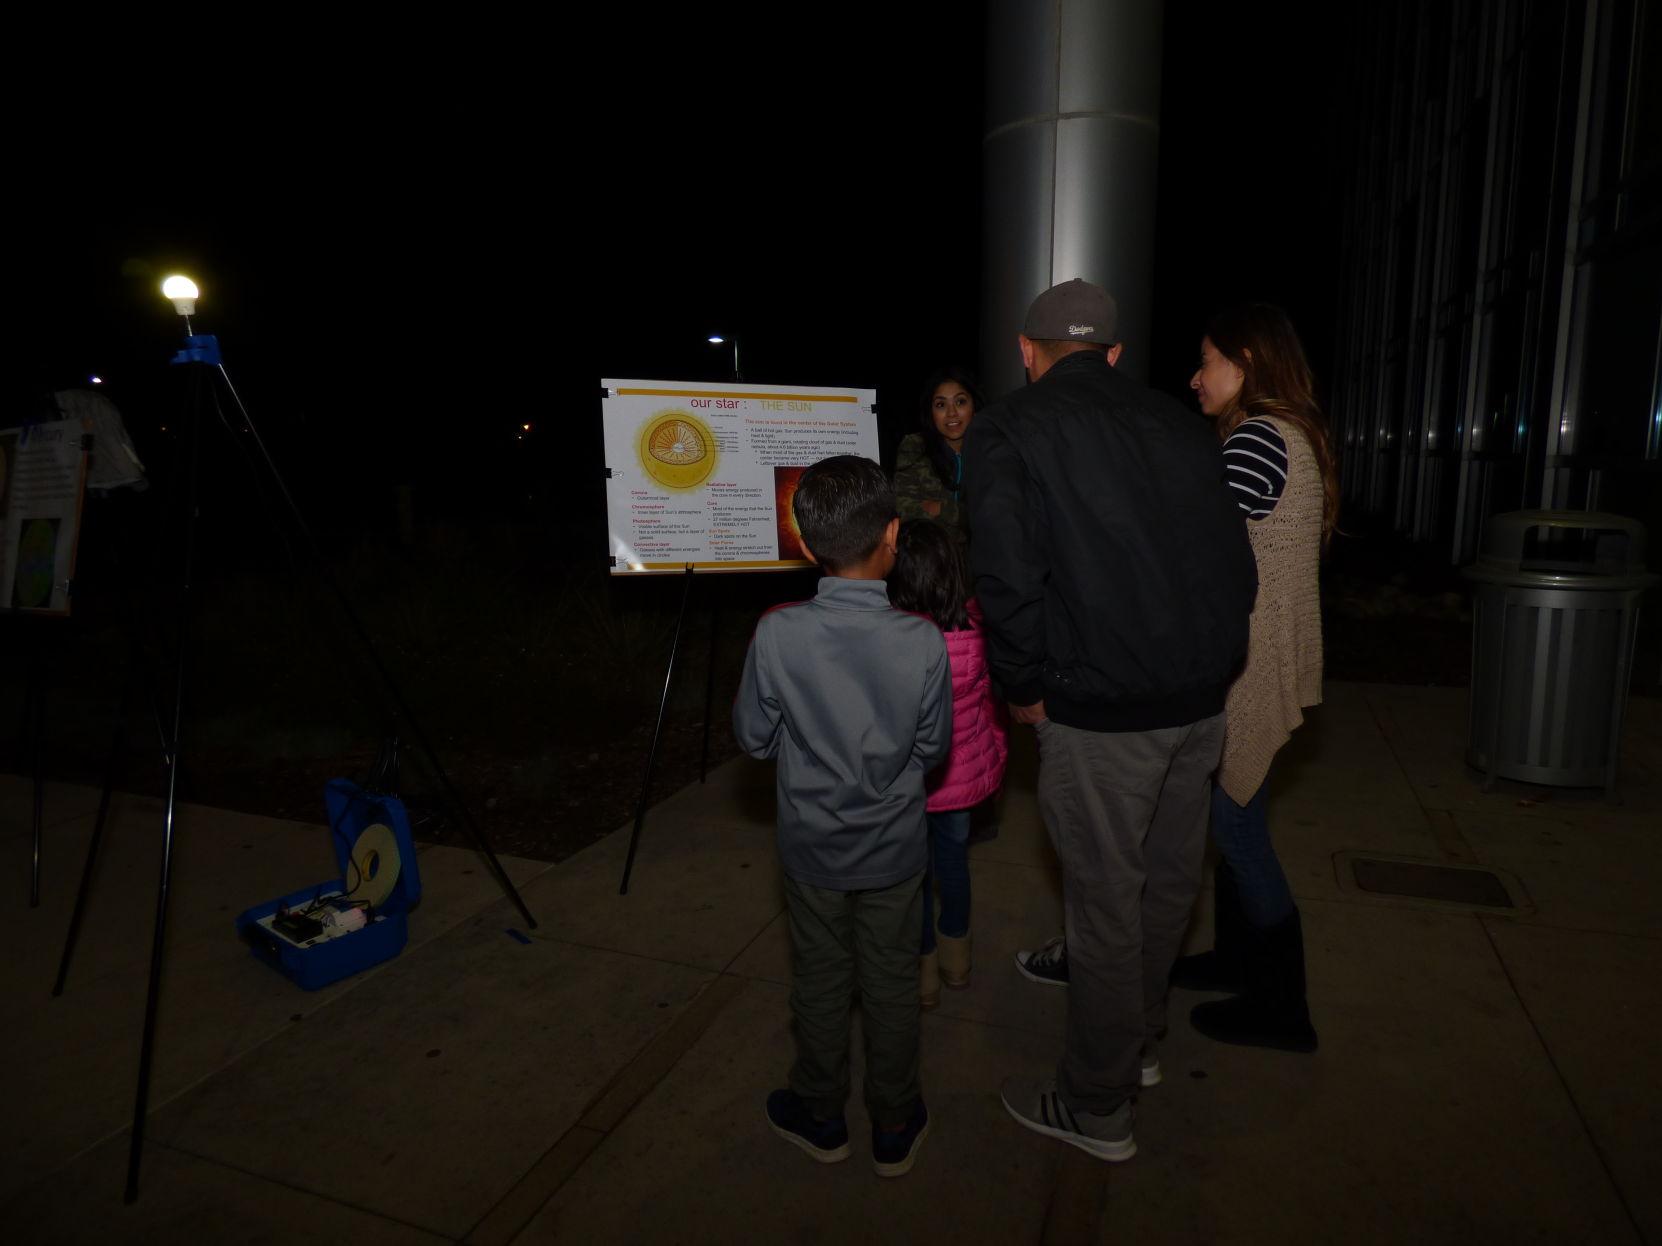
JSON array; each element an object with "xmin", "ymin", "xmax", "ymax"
[{"xmin": 734, "ymin": 455, "xmax": 952, "ymax": 1178}]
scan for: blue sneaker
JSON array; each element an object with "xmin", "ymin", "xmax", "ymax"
[
  {"xmin": 766, "ymin": 1089, "xmax": 850, "ymax": 1163},
  {"xmin": 872, "ymin": 1098, "xmax": 930, "ymax": 1177}
]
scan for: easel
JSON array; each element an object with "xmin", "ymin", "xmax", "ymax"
[
  {"xmin": 616, "ymin": 563, "xmax": 726, "ymax": 895},
  {"xmin": 606, "ymin": 369, "xmax": 878, "ymax": 896},
  {"xmin": 47, "ymin": 297, "xmax": 538, "ymax": 1204},
  {"xmin": 612, "ymin": 347, "xmax": 742, "ymax": 897},
  {"xmin": 2, "ymin": 417, "xmax": 92, "ymax": 909}
]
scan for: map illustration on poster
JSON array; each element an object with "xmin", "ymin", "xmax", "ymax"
[
  {"xmin": 601, "ymin": 379, "xmax": 879, "ymax": 574},
  {"xmin": 0, "ymin": 422, "xmax": 88, "ymax": 616}
]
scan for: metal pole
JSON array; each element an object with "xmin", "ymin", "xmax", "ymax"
[
  {"xmin": 619, "ymin": 565, "xmax": 696, "ymax": 894},
  {"xmin": 126, "ymin": 362, "xmax": 205, "ymax": 1203},
  {"xmin": 981, "ymin": 0, "xmax": 1164, "ymax": 393}
]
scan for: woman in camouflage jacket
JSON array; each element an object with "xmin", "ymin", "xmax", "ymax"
[{"xmin": 894, "ymin": 366, "xmax": 984, "ymax": 548}]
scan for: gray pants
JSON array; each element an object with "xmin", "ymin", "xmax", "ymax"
[
  {"xmin": 1035, "ymin": 714, "xmax": 1225, "ymax": 1114},
  {"xmin": 783, "ymin": 871, "xmax": 924, "ymax": 1128}
]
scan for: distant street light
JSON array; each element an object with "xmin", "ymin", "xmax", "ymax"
[
  {"xmin": 89, "ymin": 375, "xmax": 103, "ymax": 385},
  {"xmin": 708, "ymin": 333, "xmax": 740, "ymax": 381}
]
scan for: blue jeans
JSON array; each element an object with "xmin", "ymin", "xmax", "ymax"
[
  {"xmin": 1209, "ymin": 778, "xmax": 1295, "ymax": 928},
  {"xmin": 920, "ymin": 808, "xmax": 972, "ymax": 951}
]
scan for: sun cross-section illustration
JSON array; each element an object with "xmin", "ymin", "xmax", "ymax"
[{"xmin": 637, "ymin": 410, "xmax": 719, "ymax": 489}]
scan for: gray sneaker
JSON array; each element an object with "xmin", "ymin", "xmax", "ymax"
[
  {"xmin": 999, "ymin": 1076, "xmax": 1136, "ymax": 1162},
  {"xmin": 1140, "ymin": 1043, "xmax": 1162, "ymax": 1088}
]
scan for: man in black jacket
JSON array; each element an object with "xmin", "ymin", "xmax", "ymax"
[{"xmin": 964, "ymin": 278, "xmax": 1256, "ymax": 1162}]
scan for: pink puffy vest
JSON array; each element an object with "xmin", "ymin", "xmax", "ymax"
[{"xmin": 927, "ymin": 605, "xmax": 1010, "ymax": 812}]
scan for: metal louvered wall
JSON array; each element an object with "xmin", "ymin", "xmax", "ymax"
[{"xmin": 1329, "ymin": 0, "xmax": 1662, "ymax": 565}]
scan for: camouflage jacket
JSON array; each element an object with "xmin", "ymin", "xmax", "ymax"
[{"xmin": 894, "ymin": 433, "xmax": 968, "ymax": 544}]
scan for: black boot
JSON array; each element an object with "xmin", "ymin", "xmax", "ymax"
[
  {"xmin": 1189, "ymin": 908, "xmax": 1318, "ymax": 1053},
  {"xmin": 1170, "ymin": 860, "xmax": 1247, "ymax": 993}
]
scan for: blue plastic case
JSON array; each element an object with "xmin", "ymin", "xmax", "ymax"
[{"xmin": 235, "ymin": 779, "xmax": 423, "ymax": 990}]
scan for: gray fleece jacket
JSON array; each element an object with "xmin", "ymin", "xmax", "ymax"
[{"xmin": 733, "ymin": 576, "xmax": 952, "ymax": 890}]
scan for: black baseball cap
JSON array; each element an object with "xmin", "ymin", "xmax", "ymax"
[{"xmin": 1023, "ymin": 278, "xmax": 1118, "ymax": 344}]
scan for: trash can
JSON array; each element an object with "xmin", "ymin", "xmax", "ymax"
[{"xmin": 1463, "ymin": 510, "xmax": 1658, "ymax": 797}]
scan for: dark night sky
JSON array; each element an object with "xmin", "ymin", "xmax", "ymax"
[{"xmin": 18, "ymin": 3, "xmax": 1352, "ymax": 535}]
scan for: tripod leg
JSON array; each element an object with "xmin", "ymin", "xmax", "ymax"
[
  {"xmin": 620, "ymin": 566, "xmax": 696, "ymax": 895},
  {"xmin": 699, "ymin": 587, "xmax": 721, "ymax": 784},
  {"xmin": 126, "ymin": 366, "xmax": 205, "ymax": 1204}
]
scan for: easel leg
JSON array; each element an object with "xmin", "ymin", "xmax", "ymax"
[
  {"xmin": 620, "ymin": 566, "xmax": 695, "ymax": 895},
  {"xmin": 52, "ymin": 670, "xmax": 134, "ymax": 996},
  {"xmin": 699, "ymin": 587, "xmax": 721, "ymax": 784},
  {"xmin": 28, "ymin": 657, "xmax": 45, "ymax": 908}
]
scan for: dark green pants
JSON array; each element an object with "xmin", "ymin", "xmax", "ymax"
[{"xmin": 783, "ymin": 871, "xmax": 923, "ymax": 1128}]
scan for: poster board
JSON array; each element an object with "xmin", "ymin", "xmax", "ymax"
[
  {"xmin": 0, "ymin": 421, "xmax": 89, "ymax": 616},
  {"xmin": 601, "ymin": 379, "xmax": 879, "ymax": 574}
]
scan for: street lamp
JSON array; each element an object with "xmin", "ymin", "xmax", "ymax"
[{"xmin": 707, "ymin": 334, "xmax": 740, "ymax": 381}]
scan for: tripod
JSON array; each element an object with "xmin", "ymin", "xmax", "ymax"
[{"xmin": 55, "ymin": 319, "xmax": 538, "ymax": 1204}]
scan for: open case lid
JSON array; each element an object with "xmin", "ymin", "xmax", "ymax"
[{"xmin": 323, "ymin": 778, "xmax": 423, "ymax": 917}]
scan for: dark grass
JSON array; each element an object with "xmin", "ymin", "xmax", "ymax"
[{"xmin": 6, "ymin": 513, "xmax": 1652, "ymax": 864}]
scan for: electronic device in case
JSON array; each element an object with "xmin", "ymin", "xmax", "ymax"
[{"xmin": 236, "ymin": 779, "xmax": 423, "ymax": 990}]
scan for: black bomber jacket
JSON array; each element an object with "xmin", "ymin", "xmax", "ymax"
[{"xmin": 963, "ymin": 350, "xmax": 1257, "ymax": 732}]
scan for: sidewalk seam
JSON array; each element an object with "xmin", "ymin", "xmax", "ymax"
[
  {"xmin": 1362, "ymin": 691, "xmax": 1483, "ymax": 864},
  {"xmin": 33, "ymin": 875, "xmax": 560, "ymax": 1190},
  {"xmin": 719, "ymin": 904, "xmax": 785, "ymax": 975},
  {"xmin": 1476, "ymin": 917, "xmax": 1647, "ymax": 1245},
  {"xmin": 460, "ymin": 972, "xmax": 750, "ymax": 1246},
  {"xmin": 151, "ymin": 1139, "xmax": 460, "ymax": 1243}
]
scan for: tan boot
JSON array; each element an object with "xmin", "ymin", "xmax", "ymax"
[
  {"xmin": 938, "ymin": 933, "xmax": 971, "ymax": 988},
  {"xmin": 920, "ymin": 951, "xmax": 941, "ymax": 1009}
]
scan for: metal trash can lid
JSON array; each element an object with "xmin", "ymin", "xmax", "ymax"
[{"xmin": 1463, "ymin": 510, "xmax": 1660, "ymax": 589}]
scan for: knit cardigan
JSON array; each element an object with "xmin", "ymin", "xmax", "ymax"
[
  {"xmin": 1217, "ymin": 416, "xmax": 1324, "ymax": 804},
  {"xmin": 928, "ymin": 606, "xmax": 1009, "ymax": 812}
]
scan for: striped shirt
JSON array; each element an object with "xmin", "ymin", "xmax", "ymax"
[{"xmin": 1223, "ymin": 418, "xmax": 1288, "ymax": 519}]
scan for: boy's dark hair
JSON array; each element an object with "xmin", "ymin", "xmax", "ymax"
[
  {"xmin": 887, "ymin": 518, "xmax": 972, "ymax": 631},
  {"xmin": 793, "ymin": 455, "xmax": 895, "ymax": 571}
]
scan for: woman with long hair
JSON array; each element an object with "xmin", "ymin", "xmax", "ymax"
[
  {"xmin": 1175, "ymin": 302, "xmax": 1338, "ymax": 1053},
  {"xmin": 893, "ymin": 366, "xmax": 984, "ymax": 546}
]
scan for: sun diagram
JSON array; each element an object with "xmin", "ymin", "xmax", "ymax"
[{"xmin": 637, "ymin": 409, "xmax": 719, "ymax": 489}]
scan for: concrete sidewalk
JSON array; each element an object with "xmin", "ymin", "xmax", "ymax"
[{"xmin": 4, "ymin": 681, "xmax": 1659, "ymax": 1244}]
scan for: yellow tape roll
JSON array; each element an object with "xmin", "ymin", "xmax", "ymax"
[{"xmin": 349, "ymin": 822, "xmax": 402, "ymax": 910}]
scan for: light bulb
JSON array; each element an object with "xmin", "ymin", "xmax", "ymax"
[{"xmin": 162, "ymin": 275, "xmax": 199, "ymax": 317}]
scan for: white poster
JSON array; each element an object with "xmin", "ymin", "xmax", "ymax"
[
  {"xmin": 0, "ymin": 421, "xmax": 88, "ymax": 615},
  {"xmin": 601, "ymin": 378, "xmax": 879, "ymax": 574}
]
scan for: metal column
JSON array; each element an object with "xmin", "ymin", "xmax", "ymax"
[{"xmin": 980, "ymin": 0, "xmax": 1164, "ymax": 395}]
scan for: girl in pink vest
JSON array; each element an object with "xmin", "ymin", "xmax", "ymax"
[{"xmin": 888, "ymin": 519, "xmax": 1010, "ymax": 1008}]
